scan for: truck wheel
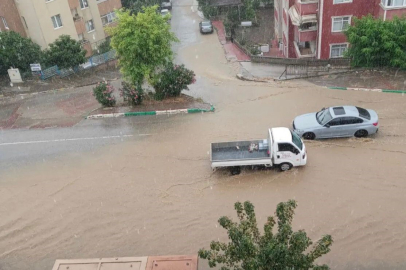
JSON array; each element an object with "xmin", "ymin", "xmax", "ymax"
[
  {"xmin": 231, "ymin": 166, "xmax": 241, "ymax": 175},
  {"xmin": 355, "ymin": 129, "xmax": 368, "ymax": 138},
  {"xmin": 279, "ymin": 163, "xmax": 292, "ymax": 172},
  {"xmin": 303, "ymin": 132, "xmax": 315, "ymax": 140}
]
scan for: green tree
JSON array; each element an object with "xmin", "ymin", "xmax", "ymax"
[
  {"xmin": 121, "ymin": 0, "xmax": 161, "ymax": 15},
  {"xmin": 43, "ymin": 35, "xmax": 86, "ymax": 69},
  {"xmin": 107, "ymin": 7, "xmax": 178, "ymax": 87},
  {"xmin": 345, "ymin": 15, "xmax": 406, "ymax": 69},
  {"xmin": 152, "ymin": 63, "xmax": 196, "ymax": 100},
  {"xmin": 0, "ymin": 31, "xmax": 42, "ymax": 75},
  {"xmin": 199, "ymin": 200, "xmax": 333, "ymax": 270}
]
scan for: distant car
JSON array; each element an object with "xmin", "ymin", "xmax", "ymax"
[
  {"xmin": 293, "ymin": 106, "xmax": 379, "ymax": 140},
  {"xmin": 160, "ymin": 9, "xmax": 170, "ymax": 22},
  {"xmin": 199, "ymin": 20, "xmax": 213, "ymax": 34},
  {"xmin": 161, "ymin": 0, "xmax": 172, "ymax": 10}
]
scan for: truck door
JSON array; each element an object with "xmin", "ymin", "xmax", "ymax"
[{"xmin": 276, "ymin": 143, "xmax": 301, "ymax": 166}]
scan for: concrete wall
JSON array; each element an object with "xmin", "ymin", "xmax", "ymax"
[{"xmin": 0, "ymin": 0, "xmax": 27, "ymax": 36}]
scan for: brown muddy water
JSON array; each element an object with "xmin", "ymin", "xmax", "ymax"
[{"xmin": 2, "ymin": 6, "xmax": 406, "ymax": 270}]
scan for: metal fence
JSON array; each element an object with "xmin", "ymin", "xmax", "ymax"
[{"xmin": 40, "ymin": 50, "xmax": 116, "ymax": 80}]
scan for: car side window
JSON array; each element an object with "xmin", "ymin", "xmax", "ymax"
[
  {"xmin": 341, "ymin": 117, "xmax": 363, "ymax": 125},
  {"xmin": 327, "ymin": 118, "xmax": 342, "ymax": 126},
  {"xmin": 278, "ymin": 143, "xmax": 297, "ymax": 153}
]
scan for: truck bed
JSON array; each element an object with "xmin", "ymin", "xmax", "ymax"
[{"xmin": 211, "ymin": 140, "xmax": 269, "ymax": 162}]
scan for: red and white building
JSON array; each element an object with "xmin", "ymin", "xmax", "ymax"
[{"xmin": 274, "ymin": 0, "xmax": 406, "ymax": 59}]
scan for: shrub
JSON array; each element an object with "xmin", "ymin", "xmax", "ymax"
[
  {"xmin": 119, "ymin": 81, "xmax": 143, "ymax": 106},
  {"xmin": 153, "ymin": 63, "xmax": 196, "ymax": 100},
  {"xmin": 93, "ymin": 81, "xmax": 116, "ymax": 107},
  {"xmin": 43, "ymin": 35, "xmax": 86, "ymax": 69}
]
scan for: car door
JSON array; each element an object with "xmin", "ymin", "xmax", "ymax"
[
  {"xmin": 324, "ymin": 117, "xmax": 345, "ymax": 138},
  {"xmin": 340, "ymin": 117, "xmax": 363, "ymax": 136},
  {"xmin": 276, "ymin": 143, "xmax": 301, "ymax": 166}
]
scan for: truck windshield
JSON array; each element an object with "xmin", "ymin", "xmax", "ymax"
[
  {"xmin": 291, "ymin": 131, "xmax": 303, "ymax": 150},
  {"xmin": 316, "ymin": 108, "xmax": 333, "ymax": 125}
]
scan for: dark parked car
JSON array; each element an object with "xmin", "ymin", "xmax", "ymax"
[{"xmin": 199, "ymin": 20, "xmax": 213, "ymax": 34}]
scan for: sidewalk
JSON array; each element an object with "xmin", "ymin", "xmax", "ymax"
[{"xmin": 212, "ymin": 21, "xmax": 250, "ymax": 62}]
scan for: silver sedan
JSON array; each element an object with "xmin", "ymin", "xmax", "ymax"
[{"xmin": 293, "ymin": 106, "xmax": 379, "ymax": 140}]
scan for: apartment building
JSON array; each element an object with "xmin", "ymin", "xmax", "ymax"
[
  {"xmin": 14, "ymin": 0, "xmax": 121, "ymax": 55},
  {"xmin": 0, "ymin": 0, "xmax": 27, "ymax": 36},
  {"xmin": 274, "ymin": 0, "xmax": 406, "ymax": 59}
]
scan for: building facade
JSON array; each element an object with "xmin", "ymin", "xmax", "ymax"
[
  {"xmin": 14, "ymin": 0, "xmax": 121, "ymax": 55},
  {"xmin": 274, "ymin": 0, "xmax": 406, "ymax": 59},
  {"xmin": 0, "ymin": 0, "xmax": 27, "ymax": 36}
]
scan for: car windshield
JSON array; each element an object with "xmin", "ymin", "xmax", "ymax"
[
  {"xmin": 291, "ymin": 131, "xmax": 303, "ymax": 150},
  {"xmin": 316, "ymin": 108, "xmax": 333, "ymax": 125},
  {"xmin": 202, "ymin": 21, "xmax": 211, "ymax": 26}
]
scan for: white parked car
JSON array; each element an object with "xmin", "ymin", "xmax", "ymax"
[{"xmin": 293, "ymin": 106, "xmax": 379, "ymax": 140}]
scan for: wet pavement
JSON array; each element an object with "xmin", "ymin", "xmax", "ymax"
[{"xmin": 1, "ymin": 1, "xmax": 406, "ymax": 270}]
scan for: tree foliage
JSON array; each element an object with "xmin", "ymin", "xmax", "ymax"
[
  {"xmin": 0, "ymin": 31, "xmax": 42, "ymax": 75},
  {"xmin": 43, "ymin": 35, "xmax": 86, "ymax": 69},
  {"xmin": 199, "ymin": 200, "xmax": 333, "ymax": 270},
  {"xmin": 121, "ymin": 0, "xmax": 161, "ymax": 15},
  {"xmin": 345, "ymin": 15, "xmax": 406, "ymax": 69},
  {"xmin": 152, "ymin": 63, "xmax": 196, "ymax": 100},
  {"xmin": 107, "ymin": 7, "xmax": 178, "ymax": 87}
]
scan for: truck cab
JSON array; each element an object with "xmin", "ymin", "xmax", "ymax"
[{"xmin": 270, "ymin": 127, "xmax": 307, "ymax": 171}]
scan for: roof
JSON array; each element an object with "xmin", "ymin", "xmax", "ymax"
[
  {"xmin": 209, "ymin": 0, "xmax": 242, "ymax": 7},
  {"xmin": 330, "ymin": 106, "xmax": 359, "ymax": 117},
  {"xmin": 270, "ymin": 127, "xmax": 292, "ymax": 143}
]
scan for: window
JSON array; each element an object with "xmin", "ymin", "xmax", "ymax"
[
  {"xmin": 1, "ymin": 17, "xmax": 9, "ymax": 29},
  {"xmin": 382, "ymin": 0, "xmax": 406, "ymax": 6},
  {"xmin": 51, "ymin": 14, "xmax": 63, "ymax": 29},
  {"xmin": 356, "ymin": 107, "xmax": 371, "ymax": 120},
  {"xmin": 316, "ymin": 108, "xmax": 333, "ymax": 125},
  {"xmin": 332, "ymin": 16, "xmax": 351, "ymax": 32},
  {"xmin": 299, "ymin": 22, "xmax": 317, "ymax": 31},
  {"xmin": 332, "ymin": 107, "xmax": 346, "ymax": 115},
  {"xmin": 327, "ymin": 118, "xmax": 342, "ymax": 126},
  {"xmin": 334, "ymin": 0, "xmax": 352, "ymax": 3},
  {"xmin": 22, "ymin": 16, "xmax": 28, "ymax": 28},
  {"xmin": 79, "ymin": 0, "xmax": 89, "ymax": 9},
  {"xmin": 330, "ymin": 44, "xmax": 348, "ymax": 58},
  {"xmin": 340, "ymin": 117, "xmax": 363, "ymax": 125},
  {"xmin": 86, "ymin": 20, "xmax": 95, "ymax": 32},
  {"xmin": 278, "ymin": 143, "xmax": 297, "ymax": 153},
  {"xmin": 291, "ymin": 131, "xmax": 303, "ymax": 150},
  {"xmin": 101, "ymin": 12, "xmax": 116, "ymax": 26}
]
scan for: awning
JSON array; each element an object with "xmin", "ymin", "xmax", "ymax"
[{"xmin": 288, "ymin": 6, "xmax": 317, "ymax": 26}]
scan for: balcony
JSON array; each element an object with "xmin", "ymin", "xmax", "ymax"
[
  {"xmin": 73, "ymin": 17, "xmax": 86, "ymax": 34},
  {"xmin": 294, "ymin": 25, "xmax": 317, "ymax": 43},
  {"xmin": 288, "ymin": 6, "xmax": 317, "ymax": 26},
  {"xmin": 294, "ymin": 41, "xmax": 316, "ymax": 58},
  {"xmin": 68, "ymin": 0, "xmax": 79, "ymax": 9}
]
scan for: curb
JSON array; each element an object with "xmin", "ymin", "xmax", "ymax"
[
  {"xmin": 236, "ymin": 74, "xmax": 271, "ymax": 83},
  {"xmin": 86, "ymin": 105, "xmax": 215, "ymax": 119},
  {"xmin": 327, "ymin": 86, "xmax": 406, "ymax": 94}
]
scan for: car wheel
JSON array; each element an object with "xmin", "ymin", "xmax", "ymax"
[
  {"xmin": 231, "ymin": 166, "xmax": 241, "ymax": 175},
  {"xmin": 355, "ymin": 129, "xmax": 368, "ymax": 138},
  {"xmin": 279, "ymin": 163, "xmax": 292, "ymax": 172},
  {"xmin": 303, "ymin": 132, "xmax": 316, "ymax": 140}
]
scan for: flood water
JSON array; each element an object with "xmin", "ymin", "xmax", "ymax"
[{"xmin": 1, "ymin": 2, "xmax": 406, "ymax": 270}]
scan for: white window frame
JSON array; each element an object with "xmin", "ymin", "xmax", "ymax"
[
  {"xmin": 85, "ymin": 19, "xmax": 95, "ymax": 32},
  {"xmin": 1, "ymin": 17, "xmax": 9, "ymax": 29},
  {"xmin": 381, "ymin": 0, "xmax": 406, "ymax": 7},
  {"xmin": 51, "ymin": 14, "xmax": 63, "ymax": 29},
  {"xmin": 333, "ymin": 0, "xmax": 353, "ymax": 4},
  {"xmin": 79, "ymin": 0, "xmax": 89, "ymax": 9},
  {"xmin": 330, "ymin": 43, "xmax": 348, "ymax": 58},
  {"xmin": 331, "ymin": 16, "xmax": 351, "ymax": 32},
  {"xmin": 101, "ymin": 12, "xmax": 116, "ymax": 26}
]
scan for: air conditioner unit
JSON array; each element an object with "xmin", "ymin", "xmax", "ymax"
[{"xmin": 279, "ymin": 42, "xmax": 283, "ymax": 51}]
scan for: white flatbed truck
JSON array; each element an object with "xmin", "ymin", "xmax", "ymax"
[{"xmin": 210, "ymin": 127, "xmax": 307, "ymax": 175}]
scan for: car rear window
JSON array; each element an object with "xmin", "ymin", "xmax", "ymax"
[
  {"xmin": 356, "ymin": 107, "xmax": 371, "ymax": 120},
  {"xmin": 202, "ymin": 21, "xmax": 211, "ymax": 26}
]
